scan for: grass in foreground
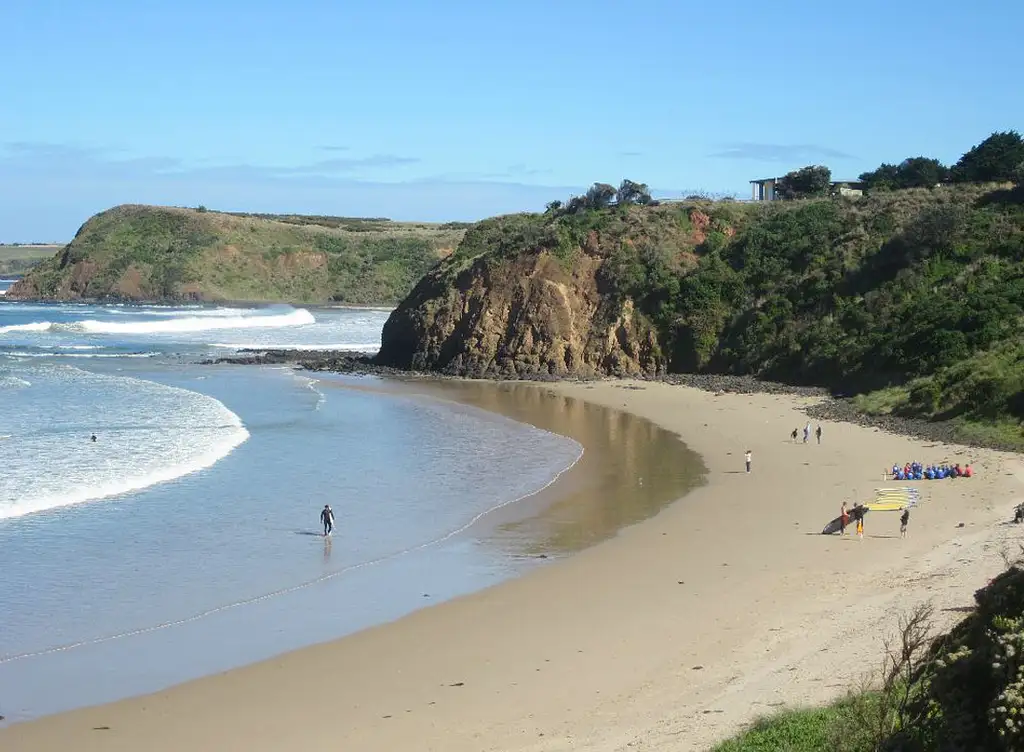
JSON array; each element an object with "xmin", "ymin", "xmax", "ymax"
[{"xmin": 712, "ymin": 695, "xmax": 882, "ymax": 752}]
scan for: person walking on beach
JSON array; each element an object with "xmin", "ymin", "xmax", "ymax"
[
  {"xmin": 900, "ymin": 508, "xmax": 910, "ymax": 539},
  {"xmin": 745, "ymin": 450, "xmax": 752, "ymax": 473},
  {"xmin": 320, "ymin": 504, "xmax": 335, "ymax": 537},
  {"xmin": 854, "ymin": 506, "xmax": 864, "ymax": 540},
  {"xmin": 791, "ymin": 428, "xmax": 798, "ymax": 443},
  {"xmin": 840, "ymin": 501, "xmax": 849, "ymax": 536},
  {"xmin": 803, "ymin": 423, "xmax": 810, "ymax": 444},
  {"xmin": 816, "ymin": 425, "xmax": 822, "ymax": 444}
]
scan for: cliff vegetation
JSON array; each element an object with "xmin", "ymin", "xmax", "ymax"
[
  {"xmin": 377, "ymin": 131, "xmax": 1024, "ymax": 448},
  {"xmin": 8, "ymin": 205, "xmax": 465, "ymax": 305}
]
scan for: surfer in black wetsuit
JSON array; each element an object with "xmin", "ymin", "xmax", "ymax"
[
  {"xmin": 321, "ymin": 504, "xmax": 335, "ymax": 536},
  {"xmin": 90, "ymin": 434, "xmax": 97, "ymax": 443},
  {"xmin": 900, "ymin": 508, "xmax": 910, "ymax": 539}
]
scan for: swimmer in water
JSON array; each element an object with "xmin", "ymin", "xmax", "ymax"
[{"xmin": 90, "ymin": 434, "xmax": 97, "ymax": 443}]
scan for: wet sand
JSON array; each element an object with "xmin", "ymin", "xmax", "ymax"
[{"xmin": 2, "ymin": 379, "xmax": 1021, "ymax": 752}]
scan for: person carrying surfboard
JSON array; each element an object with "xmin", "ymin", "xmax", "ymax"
[{"xmin": 321, "ymin": 504, "xmax": 335, "ymax": 537}]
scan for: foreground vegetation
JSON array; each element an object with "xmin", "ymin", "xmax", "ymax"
[
  {"xmin": 11, "ymin": 205, "xmax": 464, "ymax": 304},
  {"xmin": 714, "ymin": 557, "xmax": 1024, "ymax": 751}
]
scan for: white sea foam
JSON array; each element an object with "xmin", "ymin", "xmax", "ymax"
[
  {"xmin": 82, "ymin": 308, "xmax": 314, "ymax": 334},
  {"xmin": 0, "ymin": 322, "xmax": 51, "ymax": 334},
  {"xmin": 6, "ymin": 351, "xmax": 159, "ymax": 359},
  {"xmin": 0, "ymin": 365, "xmax": 249, "ymax": 520},
  {"xmin": 0, "ymin": 375, "xmax": 31, "ymax": 388},
  {"xmin": 210, "ymin": 342, "xmax": 379, "ymax": 352},
  {"xmin": 0, "ymin": 308, "xmax": 315, "ymax": 337},
  {"xmin": 104, "ymin": 306, "xmax": 262, "ymax": 318}
]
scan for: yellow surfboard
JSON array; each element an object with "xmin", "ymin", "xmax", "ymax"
[{"xmin": 864, "ymin": 487, "xmax": 919, "ymax": 512}]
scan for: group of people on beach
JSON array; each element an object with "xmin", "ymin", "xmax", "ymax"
[
  {"xmin": 839, "ymin": 501, "xmax": 911, "ymax": 540},
  {"xmin": 888, "ymin": 461, "xmax": 973, "ymax": 481},
  {"xmin": 791, "ymin": 423, "xmax": 822, "ymax": 444}
]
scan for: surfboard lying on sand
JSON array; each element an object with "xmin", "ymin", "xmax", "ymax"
[{"xmin": 867, "ymin": 487, "xmax": 920, "ymax": 512}]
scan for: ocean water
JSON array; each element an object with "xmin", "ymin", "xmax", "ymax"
[{"xmin": 0, "ymin": 295, "xmax": 585, "ymax": 722}]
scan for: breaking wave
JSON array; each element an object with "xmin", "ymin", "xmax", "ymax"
[
  {"xmin": 0, "ymin": 365, "xmax": 250, "ymax": 520},
  {"xmin": 0, "ymin": 308, "xmax": 315, "ymax": 336}
]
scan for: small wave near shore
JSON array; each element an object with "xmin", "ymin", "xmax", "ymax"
[{"xmin": 0, "ymin": 364, "xmax": 249, "ymax": 520}]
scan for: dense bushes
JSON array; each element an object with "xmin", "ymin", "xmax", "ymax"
[
  {"xmin": 593, "ymin": 188, "xmax": 1023, "ymax": 441},
  {"xmin": 716, "ymin": 562, "xmax": 1024, "ymax": 751}
]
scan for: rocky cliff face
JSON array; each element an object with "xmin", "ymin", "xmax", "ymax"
[{"xmin": 377, "ymin": 235, "xmax": 667, "ymax": 379}]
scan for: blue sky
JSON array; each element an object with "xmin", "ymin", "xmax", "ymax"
[{"xmin": 1, "ymin": 0, "xmax": 1020, "ymax": 241}]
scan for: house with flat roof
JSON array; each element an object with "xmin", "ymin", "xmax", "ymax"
[{"xmin": 750, "ymin": 177, "xmax": 865, "ymax": 201}]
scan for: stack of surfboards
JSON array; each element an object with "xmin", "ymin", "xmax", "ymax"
[
  {"xmin": 821, "ymin": 487, "xmax": 920, "ymax": 534},
  {"xmin": 866, "ymin": 487, "xmax": 921, "ymax": 512}
]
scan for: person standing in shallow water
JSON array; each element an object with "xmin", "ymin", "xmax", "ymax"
[
  {"xmin": 320, "ymin": 504, "xmax": 335, "ymax": 537},
  {"xmin": 745, "ymin": 450, "xmax": 752, "ymax": 473}
]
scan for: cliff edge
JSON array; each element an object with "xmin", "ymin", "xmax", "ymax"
[{"xmin": 376, "ymin": 205, "xmax": 719, "ymax": 378}]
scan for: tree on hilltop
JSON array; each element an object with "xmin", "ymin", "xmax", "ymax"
[
  {"xmin": 552, "ymin": 179, "xmax": 654, "ymax": 216},
  {"xmin": 584, "ymin": 182, "xmax": 617, "ymax": 210},
  {"xmin": 775, "ymin": 165, "xmax": 832, "ymax": 200},
  {"xmin": 860, "ymin": 157, "xmax": 949, "ymax": 190},
  {"xmin": 616, "ymin": 179, "xmax": 652, "ymax": 206},
  {"xmin": 950, "ymin": 130, "xmax": 1024, "ymax": 184}
]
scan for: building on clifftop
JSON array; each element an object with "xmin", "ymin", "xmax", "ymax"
[{"xmin": 750, "ymin": 177, "xmax": 865, "ymax": 201}]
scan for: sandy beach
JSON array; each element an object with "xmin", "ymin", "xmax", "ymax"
[{"xmin": 3, "ymin": 379, "xmax": 1021, "ymax": 752}]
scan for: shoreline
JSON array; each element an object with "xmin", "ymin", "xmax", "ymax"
[
  {"xmin": 205, "ymin": 348, "xmax": 1023, "ymax": 452},
  {"xmin": 317, "ymin": 374, "xmax": 708, "ymax": 556},
  {"xmin": 0, "ymin": 369, "xmax": 700, "ymax": 725},
  {"xmin": 2, "ymin": 379, "xmax": 1020, "ymax": 750}
]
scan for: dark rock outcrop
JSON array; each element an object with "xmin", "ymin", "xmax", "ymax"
[{"xmin": 376, "ymin": 247, "xmax": 663, "ymax": 379}]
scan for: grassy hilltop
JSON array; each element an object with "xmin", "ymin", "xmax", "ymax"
[
  {"xmin": 9, "ymin": 205, "xmax": 466, "ymax": 305},
  {"xmin": 379, "ymin": 135, "xmax": 1024, "ymax": 449},
  {"xmin": 0, "ymin": 244, "xmax": 64, "ymax": 276}
]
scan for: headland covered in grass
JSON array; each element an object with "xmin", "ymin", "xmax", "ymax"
[{"xmin": 7, "ymin": 205, "xmax": 466, "ymax": 305}]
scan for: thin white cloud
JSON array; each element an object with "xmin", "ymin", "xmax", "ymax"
[{"xmin": 709, "ymin": 142, "xmax": 855, "ymax": 162}]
